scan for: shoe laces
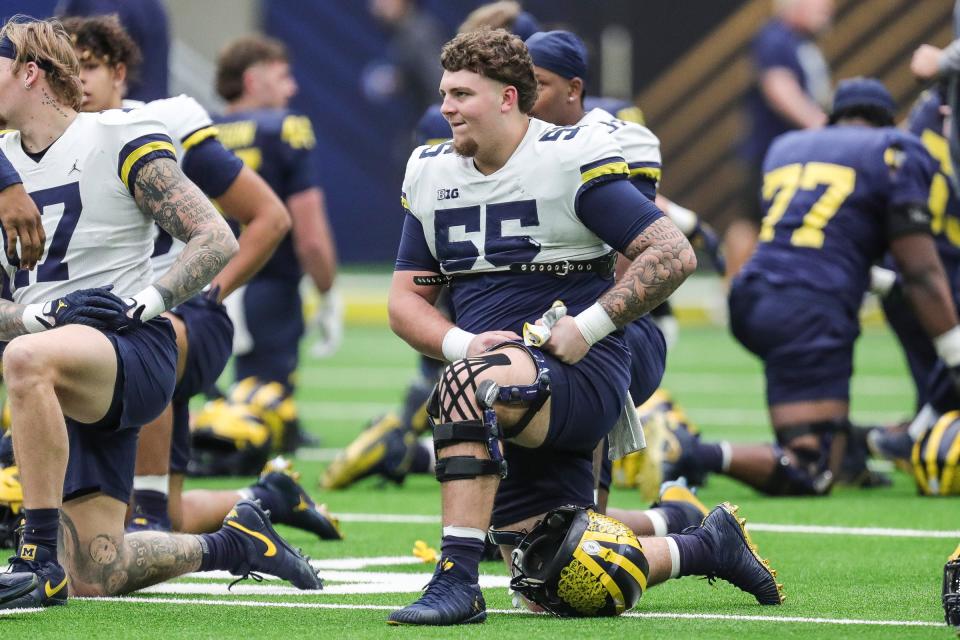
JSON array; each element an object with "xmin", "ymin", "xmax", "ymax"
[
  {"xmin": 414, "ymin": 569, "xmax": 468, "ymax": 608},
  {"xmin": 228, "ymin": 570, "xmax": 264, "ymax": 591}
]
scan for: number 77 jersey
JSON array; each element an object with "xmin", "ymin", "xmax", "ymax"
[{"xmin": 744, "ymin": 124, "xmax": 938, "ymax": 313}]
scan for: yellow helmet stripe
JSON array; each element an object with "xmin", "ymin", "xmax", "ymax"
[
  {"xmin": 572, "ymin": 546, "xmax": 626, "ymax": 614},
  {"xmin": 912, "ymin": 430, "xmax": 929, "ymax": 494},
  {"xmin": 598, "ymin": 545, "xmax": 648, "ymax": 593},
  {"xmin": 583, "ymin": 530, "xmax": 644, "ymax": 553},
  {"xmin": 926, "ymin": 411, "xmax": 959, "ymax": 493},
  {"xmin": 949, "ymin": 543, "xmax": 960, "ymax": 562},
  {"xmin": 939, "ymin": 422, "xmax": 960, "ymax": 493}
]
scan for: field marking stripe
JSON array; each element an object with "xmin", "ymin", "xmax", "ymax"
[
  {"xmin": 0, "ymin": 608, "xmax": 43, "ymax": 615},
  {"xmin": 78, "ymin": 596, "xmax": 941, "ymax": 627},
  {"xmin": 334, "ymin": 513, "xmax": 960, "ymax": 538}
]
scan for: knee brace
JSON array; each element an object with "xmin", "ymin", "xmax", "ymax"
[
  {"xmin": 428, "ymin": 346, "xmax": 552, "ymax": 483},
  {"xmin": 760, "ymin": 418, "xmax": 850, "ymax": 496}
]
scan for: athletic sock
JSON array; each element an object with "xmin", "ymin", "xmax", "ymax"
[
  {"xmin": 439, "ymin": 530, "xmax": 486, "ymax": 584},
  {"xmin": 197, "ymin": 527, "xmax": 247, "ymax": 572},
  {"xmin": 648, "ymin": 502, "xmax": 697, "ymax": 534},
  {"xmin": 131, "ymin": 489, "xmax": 172, "ymax": 530},
  {"xmin": 20, "ymin": 508, "xmax": 59, "ymax": 563},
  {"xmin": 694, "ymin": 442, "xmax": 725, "ymax": 473},
  {"xmin": 666, "ymin": 529, "xmax": 713, "ymax": 577},
  {"xmin": 409, "ymin": 442, "xmax": 433, "ymax": 473}
]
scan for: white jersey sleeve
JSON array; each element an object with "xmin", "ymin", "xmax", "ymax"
[
  {"xmin": 401, "ymin": 119, "xmax": 628, "ymax": 275},
  {"xmin": 0, "ymin": 110, "xmax": 176, "ymax": 303},
  {"xmin": 580, "ymin": 107, "xmax": 661, "ymax": 186},
  {"xmin": 137, "ymin": 94, "xmax": 217, "ymax": 158}
]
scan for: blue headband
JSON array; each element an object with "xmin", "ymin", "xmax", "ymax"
[
  {"xmin": 511, "ymin": 11, "xmax": 540, "ymax": 41},
  {"xmin": 525, "ymin": 30, "xmax": 587, "ymax": 80},
  {"xmin": 0, "ymin": 36, "xmax": 53, "ymax": 72}
]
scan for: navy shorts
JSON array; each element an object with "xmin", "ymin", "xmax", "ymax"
[
  {"xmin": 729, "ymin": 276, "xmax": 860, "ymax": 406},
  {"xmin": 492, "ymin": 335, "xmax": 631, "ymax": 528},
  {"xmin": 169, "ymin": 295, "xmax": 233, "ymax": 474},
  {"xmin": 64, "ymin": 317, "xmax": 178, "ymax": 504},
  {"xmin": 235, "ymin": 277, "xmax": 303, "ymax": 390}
]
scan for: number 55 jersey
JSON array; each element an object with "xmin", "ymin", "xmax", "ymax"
[
  {"xmin": 0, "ymin": 110, "xmax": 176, "ymax": 303},
  {"xmin": 741, "ymin": 125, "xmax": 937, "ymax": 315},
  {"xmin": 397, "ymin": 117, "xmax": 662, "ymax": 335}
]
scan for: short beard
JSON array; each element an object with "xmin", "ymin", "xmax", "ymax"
[{"xmin": 453, "ymin": 136, "xmax": 479, "ymax": 158}]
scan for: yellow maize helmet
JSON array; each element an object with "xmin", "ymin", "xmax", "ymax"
[
  {"xmin": 912, "ymin": 411, "xmax": 960, "ymax": 496},
  {"xmin": 0, "ymin": 465, "xmax": 23, "ymax": 548},
  {"xmin": 510, "ymin": 507, "xmax": 648, "ymax": 617},
  {"xmin": 189, "ymin": 398, "xmax": 272, "ymax": 476}
]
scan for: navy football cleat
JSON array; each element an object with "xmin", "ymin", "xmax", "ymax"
[
  {"xmin": 322, "ymin": 414, "xmax": 415, "ymax": 489},
  {"xmin": 219, "ymin": 499, "xmax": 322, "ymax": 590},
  {"xmin": 256, "ymin": 470, "xmax": 342, "ymax": 540},
  {"xmin": 387, "ymin": 559, "xmax": 486, "ymax": 626},
  {"xmin": 661, "ymin": 422, "xmax": 708, "ymax": 487},
  {"xmin": 699, "ymin": 502, "xmax": 784, "ymax": 605},
  {"xmin": 0, "ymin": 545, "xmax": 68, "ymax": 609}
]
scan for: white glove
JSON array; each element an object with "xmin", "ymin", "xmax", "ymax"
[{"xmin": 309, "ymin": 286, "xmax": 344, "ymax": 359}]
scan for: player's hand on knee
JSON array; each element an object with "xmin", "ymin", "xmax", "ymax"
[
  {"xmin": 542, "ymin": 316, "xmax": 589, "ymax": 364},
  {"xmin": 36, "ymin": 286, "xmax": 130, "ymax": 331},
  {"xmin": 0, "ymin": 183, "xmax": 45, "ymax": 270},
  {"xmin": 466, "ymin": 330, "xmax": 521, "ymax": 356}
]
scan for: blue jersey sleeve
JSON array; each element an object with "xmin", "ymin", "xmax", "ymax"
[
  {"xmin": 754, "ymin": 23, "xmax": 799, "ymax": 73},
  {"xmin": 279, "ymin": 114, "xmax": 321, "ymax": 196},
  {"xmin": 395, "ymin": 212, "xmax": 440, "ymax": 272},
  {"xmin": 576, "ymin": 178, "xmax": 664, "ymax": 254},
  {"xmin": 0, "ymin": 149, "xmax": 21, "ymax": 191},
  {"xmin": 181, "ymin": 137, "xmax": 244, "ymax": 199},
  {"xmin": 629, "ymin": 175, "xmax": 657, "ymax": 201},
  {"xmin": 886, "ymin": 134, "xmax": 937, "ymax": 209}
]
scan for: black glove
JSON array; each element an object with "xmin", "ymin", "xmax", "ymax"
[{"xmin": 33, "ymin": 286, "xmax": 130, "ymax": 332}]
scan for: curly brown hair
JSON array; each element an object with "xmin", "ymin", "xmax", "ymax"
[
  {"xmin": 216, "ymin": 35, "xmax": 288, "ymax": 102},
  {"xmin": 61, "ymin": 14, "xmax": 142, "ymax": 81},
  {"xmin": 440, "ymin": 28, "xmax": 538, "ymax": 113},
  {"xmin": 1, "ymin": 16, "xmax": 83, "ymax": 110}
]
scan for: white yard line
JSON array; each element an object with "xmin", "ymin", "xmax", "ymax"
[
  {"xmin": 78, "ymin": 596, "xmax": 943, "ymax": 627},
  {"xmin": 0, "ymin": 608, "xmax": 43, "ymax": 615},
  {"xmin": 333, "ymin": 513, "xmax": 960, "ymax": 538}
]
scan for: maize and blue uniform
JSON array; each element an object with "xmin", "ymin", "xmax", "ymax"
[
  {"xmin": 0, "ymin": 110, "xmax": 181, "ymax": 504},
  {"xmin": 729, "ymin": 125, "xmax": 936, "ymax": 407},
  {"xmin": 135, "ymin": 95, "xmax": 244, "ymax": 473},
  {"xmin": 396, "ymin": 118, "xmax": 664, "ymax": 526},
  {"xmin": 880, "ymin": 90, "xmax": 960, "ymax": 410},
  {"xmin": 213, "ymin": 109, "xmax": 320, "ymax": 391}
]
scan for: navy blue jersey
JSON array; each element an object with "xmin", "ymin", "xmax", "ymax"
[
  {"xmin": 213, "ymin": 109, "xmax": 321, "ymax": 281},
  {"xmin": 742, "ymin": 125, "xmax": 936, "ymax": 314},
  {"xmin": 743, "ymin": 18, "xmax": 831, "ymax": 164},
  {"xmin": 0, "ymin": 149, "xmax": 20, "ymax": 191},
  {"xmin": 906, "ymin": 89, "xmax": 960, "ymax": 265}
]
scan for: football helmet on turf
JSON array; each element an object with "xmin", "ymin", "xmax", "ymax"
[
  {"xmin": 944, "ymin": 544, "xmax": 960, "ymax": 629},
  {"xmin": 189, "ymin": 399, "xmax": 272, "ymax": 476},
  {"xmin": 912, "ymin": 411, "xmax": 960, "ymax": 496},
  {"xmin": 509, "ymin": 506, "xmax": 647, "ymax": 617}
]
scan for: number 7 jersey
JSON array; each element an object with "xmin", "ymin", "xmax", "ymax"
[
  {"xmin": 0, "ymin": 110, "xmax": 176, "ymax": 303},
  {"xmin": 743, "ymin": 124, "xmax": 937, "ymax": 313}
]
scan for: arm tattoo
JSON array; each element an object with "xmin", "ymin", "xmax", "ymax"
[
  {"xmin": 599, "ymin": 217, "xmax": 697, "ymax": 328},
  {"xmin": 0, "ymin": 300, "xmax": 27, "ymax": 341},
  {"xmin": 133, "ymin": 157, "xmax": 239, "ymax": 308},
  {"xmin": 59, "ymin": 511, "xmax": 203, "ymax": 596}
]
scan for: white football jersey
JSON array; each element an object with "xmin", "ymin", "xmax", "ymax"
[
  {"xmin": 402, "ymin": 117, "xmax": 629, "ymax": 275},
  {"xmin": 0, "ymin": 110, "xmax": 176, "ymax": 303},
  {"xmin": 578, "ymin": 107, "xmax": 661, "ymax": 187},
  {"xmin": 125, "ymin": 95, "xmax": 220, "ymax": 277}
]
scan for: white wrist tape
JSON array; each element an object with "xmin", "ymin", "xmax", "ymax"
[
  {"xmin": 21, "ymin": 302, "xmax": 50, "ymax": 333},
  {"xmin": 129, "ymin": 286, "xmax": 166, "ymax": 322},
  {"xmin": 441, "ymin": 326, "xmax": 475, "ymax": 362},
  {"xmin": 665, "ymin": 201, "xmax": 698, "ymax": 236},
  {"xmin": 869, "ymin": 266, "xmax": 896, "ymax": 297},
  {"xmin": 574, "ymin": 302, "xmax": 617, "ymax": 346},
  {"xmin": 935, "ymin": 325, "xmax": 960, "ymax": 367}
]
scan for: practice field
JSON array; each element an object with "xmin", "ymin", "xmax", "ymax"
[{"xmin": 2, "ymin": 297, "xmax": 957, "ymax": 639}]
